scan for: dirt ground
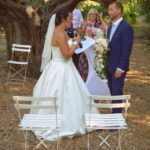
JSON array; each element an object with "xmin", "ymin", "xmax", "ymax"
[{"xmin": 0, "ymin": 23, "xmax": 150, "ymax": 150}]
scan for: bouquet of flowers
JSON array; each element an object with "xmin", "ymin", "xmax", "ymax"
[
  {"xmin": 87, "ymin": 27, "xmax": 104, "ymax": 39},
  {"xmin": 79, "ymin": 25, "xmax": 110, "ymax": 79},
  {"xmin": 93, "ymin": 38, "xmax": 110, "ymax": 79}
]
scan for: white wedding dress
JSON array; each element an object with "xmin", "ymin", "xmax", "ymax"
[{"xmin": 32, "ymin": 45, "xmax": 99, "ymax": 140}]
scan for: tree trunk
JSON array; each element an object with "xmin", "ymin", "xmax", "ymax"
[{"xmin": 0, "ymin": 0, "xmax": 115, "ymax": 78}]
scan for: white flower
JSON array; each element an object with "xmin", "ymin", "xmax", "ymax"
[{"xmin": 94, "ymin": 37, "xmax": 109, "ymax": 79}]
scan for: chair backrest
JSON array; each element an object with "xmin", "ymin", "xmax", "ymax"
[
  {"xmin": 12, "ymin": 44, "xmax": 31, "ymax": 53},
  {"xmin": 10, "ymin": 44, "xmax": 31, "ymax": 62},
  {"xmin": 88, "ymin": 95, "xmax": 131, "ymax": 118},
  {"xmin": 13, "ymin": 96, "xmax": 58, "ymax": 111}
]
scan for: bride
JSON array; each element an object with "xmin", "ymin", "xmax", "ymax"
[{"xmin": 31, "ymin": 8, "xmax": 98, "ymax": 140}]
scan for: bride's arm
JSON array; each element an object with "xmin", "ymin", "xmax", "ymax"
[{"xmin": 56, "ymin": 32, "xmax": 80, "ymax": 59}]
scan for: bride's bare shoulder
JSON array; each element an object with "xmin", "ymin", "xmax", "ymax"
[
  {"xmin": 52, "ymin": 28, "xmax": 67, "ymax": 45},
  {"xmin": 54, "ymin": 28, "xmax": 65, "ymax": 38}
]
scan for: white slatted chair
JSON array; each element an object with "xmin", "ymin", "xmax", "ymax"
[
  {"xmin": 6, "ymin": 44, "xmax": 31, "ymax": 86},
  {"xmin": 85, "ymin": 95, "xmax": 131, "ymax": 150},
  {"xmin": 13, "ymin": 96, "xmax": 62, "ymax": 150}
]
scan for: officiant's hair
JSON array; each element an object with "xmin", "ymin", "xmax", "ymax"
[
  {"xmin": 110, "ymin": 1, "xmax": 123, "ymax": 13},
  {"xmin": 55, "ymin": 8, "xmax": 72, "ymax": 26},
  {"xmin": 87, "ymin": 8, "xmax": 99, "ymax": 22}
]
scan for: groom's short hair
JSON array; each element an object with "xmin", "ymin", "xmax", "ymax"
[{"xmin": 110, "ymin": 1, "xmax": 124, "ymax": 13}]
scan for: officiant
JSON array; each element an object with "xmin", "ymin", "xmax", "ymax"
[{"xmin": 72, "ymin": 9, "xmax": 89, "ymax": 82}]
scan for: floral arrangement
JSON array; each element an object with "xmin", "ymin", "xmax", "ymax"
[
  {"xmin": 87, "ymin": 27, "xmax": 104, "ymax": 39},
  {"xmin": 80, "ymin": 25, "xmax": 110, "ymax": 79},
  {"xmin": 93, "ymin": 38, "xmax": 109, "ymax": 79},
  {"xmin": 86, "ymin": 26, "xmax": 109, "ymax": 79}
]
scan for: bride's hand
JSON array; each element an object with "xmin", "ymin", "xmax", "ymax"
[
  {"xmin": 80, "ymin": 22, "xmax": 85, "ymax": 32},
  {"xmin": 77, "ymin": 27, "xmax": 83, "ymax": 35},
  {"xmin": 74, "ymin": 34, "xmax": 81, "ymax": 43}
]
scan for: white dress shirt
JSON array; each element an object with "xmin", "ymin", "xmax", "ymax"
[
  {"xmin": 72, "ymin": 9, "xmax": 84, "ymax": 29},
  {"xmin": 109, "ymin": 17, "xmax": 123, "ymax": 42},
  {"xmin": 109, "ymin": 17, "xmax": 125, "ymax": 73}
]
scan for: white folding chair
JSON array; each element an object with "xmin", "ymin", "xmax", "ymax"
[
  {"xmin": 85, "ymin": 95, "xmax": 131, "ymax": 150},
  {"xmin": 13, "ymin": 96, "xmax": 62, "ymax": 150},
  {"xmin": 6, "ymin": 44, "xmax": 31, "ymax": 86}
]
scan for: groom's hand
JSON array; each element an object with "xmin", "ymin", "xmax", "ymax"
[{"xmin": 114, "ymin": 69, "xmax": 123, "ymax": 78}]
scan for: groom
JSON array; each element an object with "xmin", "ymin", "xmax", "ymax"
[{"xmin": 107, "ymin": 2, "xmax": 134, "ymax": 113}]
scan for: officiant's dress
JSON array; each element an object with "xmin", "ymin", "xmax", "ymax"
[{"xmin": 32, "ymin": 45, "xmax": 98, "ymax": 140}]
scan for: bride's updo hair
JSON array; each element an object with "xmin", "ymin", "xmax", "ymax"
[{"xmin": 55, "ymin": 8, "xmax": 72, "ymax": 26}]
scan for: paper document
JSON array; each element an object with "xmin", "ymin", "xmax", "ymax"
[{"xmin": 75, "ymin": 37, "xmax": 95, "ymax": 54}]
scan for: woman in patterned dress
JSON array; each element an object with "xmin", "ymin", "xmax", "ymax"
[{"xmin": 78, "ymin": 8, "xmax": 107, "ymax": 82}]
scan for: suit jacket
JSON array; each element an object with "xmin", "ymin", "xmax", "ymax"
[{"xmin": 107, "ymin": 19, "xmax": 134, "ymax": 73}]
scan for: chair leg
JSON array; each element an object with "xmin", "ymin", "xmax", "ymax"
[
  {"xmin": 23, "ymin": 65, "xmax": 28, "ymax": 87},
  {"xmin": 98, "ymin": 135, "xmax": 112, "ymax": 149},
  {"xmin": 35, "ymin": 137, "xmax": 48, "ymax": 149},
  {"xmin": 56, "ymin": 129, "xmax": 60, "ymax": 150},
  {"xmin": 6, "ymin": 66, "xmax": 11, "ymax": 85},
  {"xmin": 87, "ymin": 132, "xmax": 90, "ymax": 150},
  {"xmin": 87, "ymin": 127, "xmax": 91, "ymax": 150},
  {"xmin": 56, "ymin": 139, "xmax": 59, "ymax": 150},
  {"xmin": 6, "ymin": 65, "xmax": 27, "ymax": 86},
  {"xmin": 9, "ymin": 66, "xmax": 25, "ymax": 79},
  {"xmin": 117, "ymin": 129, "xmax": 123, "ymax": 150},
  {"xmin": 25, "ymin": 130, "xmax": 28, "ymax": 150}
]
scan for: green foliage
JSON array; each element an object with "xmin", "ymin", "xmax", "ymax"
[
  {"xmin": 77, "ymin": 0, "xmax": 138, "ymax": 24},
  {"xmin": 77, "ymin": 1, "xmax": 108, "ymax": 20},
  {"xmin": 123, "ymin": 2, "xmax": 138, "ymax": 24},
  {"xmin": 139, "ymin": 0, "xmax": 150, "ymax": 22},
  {"xmin": 119, "ymin": 0, "xmax": 150, "ymax": 23}
]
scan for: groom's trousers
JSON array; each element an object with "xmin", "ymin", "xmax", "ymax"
[{"xmin": 106, "ymin": 71, "xmax": 126, "ymax": 113}]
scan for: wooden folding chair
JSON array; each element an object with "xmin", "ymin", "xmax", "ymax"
[{"xmin": 85, "ymin": 95, "xmax": 131, "ymax": 150}]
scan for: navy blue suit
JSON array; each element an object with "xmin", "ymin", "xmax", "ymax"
[{"xmin": 107, "ymin": 19, "xmax": 134, "ymax": 113}]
